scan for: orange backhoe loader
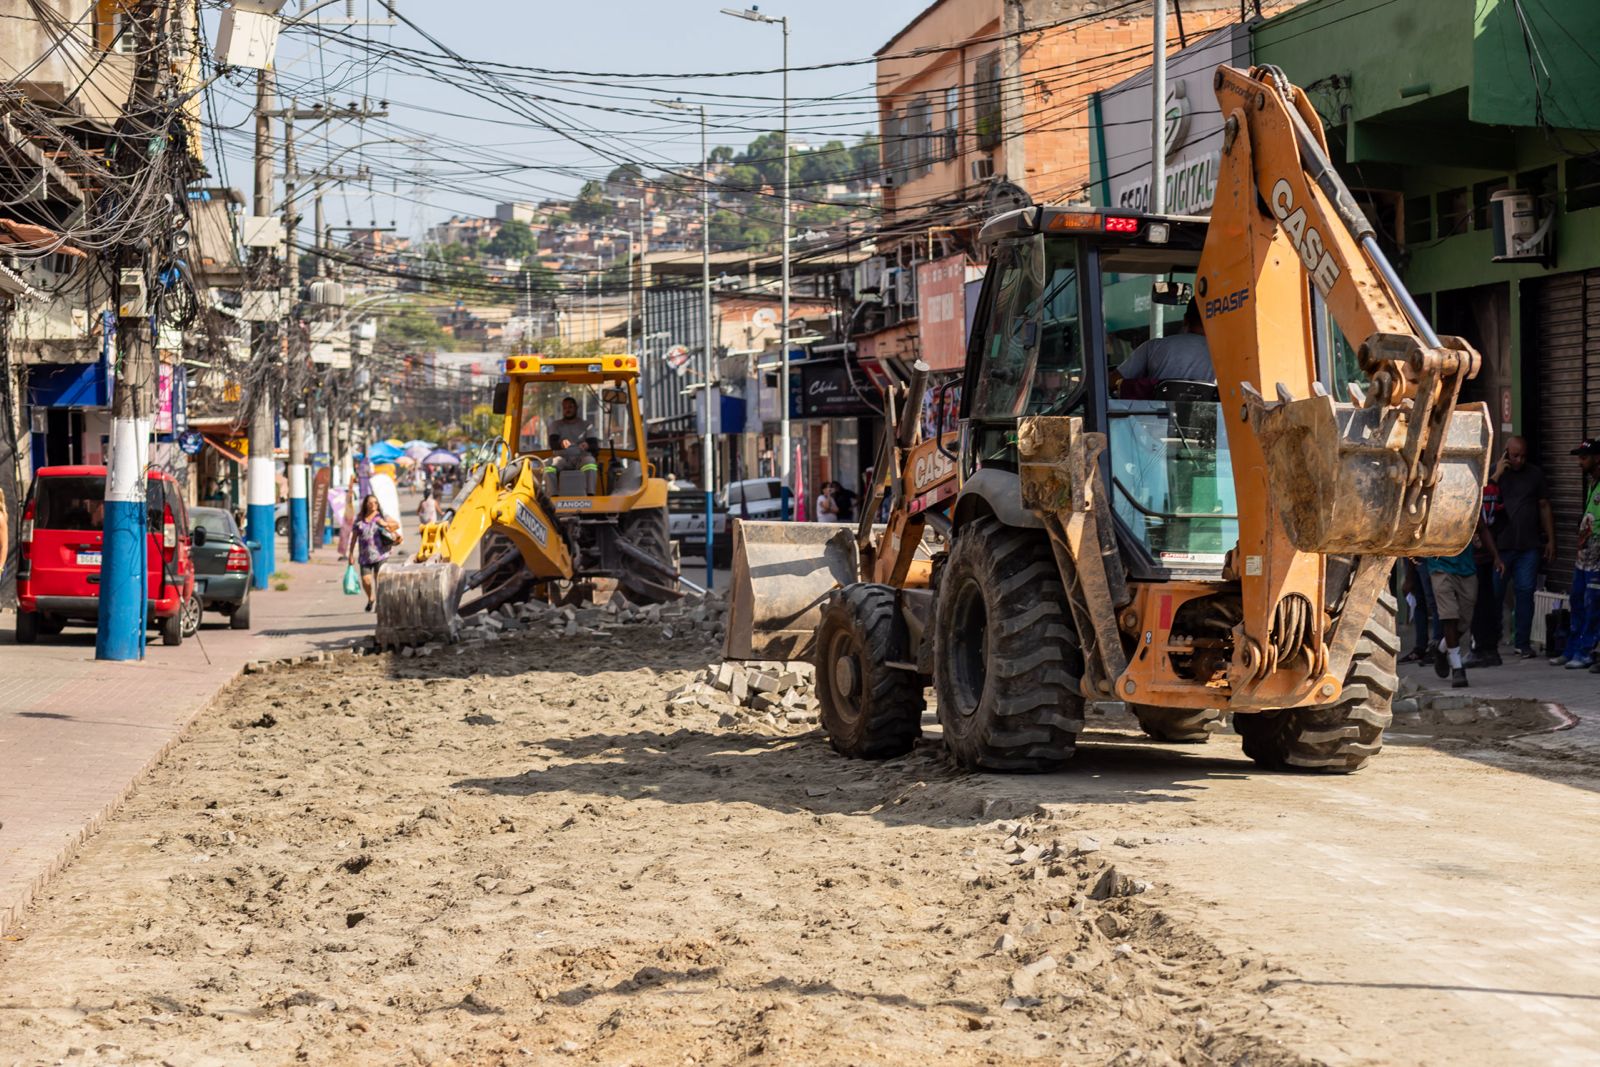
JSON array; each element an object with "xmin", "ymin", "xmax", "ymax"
[{"xmin": 727, "ymin": 64, "xmax": 1491, "ymax": 774}]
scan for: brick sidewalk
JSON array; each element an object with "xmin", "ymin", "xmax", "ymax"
[{"xmin": 0, "ymin": 547, "xmax": 374, "ymax": 936}]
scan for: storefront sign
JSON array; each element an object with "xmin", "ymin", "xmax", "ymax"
[
  {"xmin": 155, "ymin": 363, "xmax": 174, "ymax": 434},
  {"xmin": 1092, "ymin": 25, "xmax": 1248, "ymax": 216},
  {"xmin": 795, "ymin": 360, "xmax": 880, "ymax": 418},
  {"xmin": 916, "ymin": 255, "xmax": 971, "ymax": 372},
  {"xmin": 311, "ymin": 466, "xmax": 330, "ymax": 538}
]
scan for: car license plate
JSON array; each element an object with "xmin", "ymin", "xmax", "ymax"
[
  {"xmin": 76, "ymin": 551, "xmax": 101, "ymax": 567},
  {"xmin": 194, "ymin": 577, "xmax": 208, "ymax": 593}
]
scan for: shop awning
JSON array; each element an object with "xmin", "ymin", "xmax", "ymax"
[{"xmin": 203, "ymin": 433, "xmax": 245, "ymax": 466}]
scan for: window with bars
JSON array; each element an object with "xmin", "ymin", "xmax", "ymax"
[
  {"xmin": 906, "ymin": 98, "xmax": 933, "ymax": 178},
  {"xmin": 942, "ymin": 86, "xmax": 960, "ymax": 161},
  {"xmin": 974, "ymin": 53, "xmax": 1003, "ymax": 150}
]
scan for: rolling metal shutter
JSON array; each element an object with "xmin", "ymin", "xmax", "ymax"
[{"xmin": 1532, "ymin": 271, "xmax": 1595, "ymax": 592}]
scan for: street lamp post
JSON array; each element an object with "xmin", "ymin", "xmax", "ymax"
[
  {"xmin": 658, "ymin": 98, "xmax": 716, "ymax": 589},
  {"xmin": 722, "ymin": 4, "xmax": 790, "ymax": 519}
]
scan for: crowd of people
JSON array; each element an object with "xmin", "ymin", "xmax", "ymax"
[{"xmin": 1402, "ymin": 435, "xmax": 1600, "ymax": 687}]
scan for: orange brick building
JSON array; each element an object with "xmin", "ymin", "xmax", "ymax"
[
  {"xmin": 877, "ymin": 0, "xmax": 1242, "ymax": 226},
  {"xmin": 855, "ymin": 0, "xmax": 1264, "ymax": 376}
]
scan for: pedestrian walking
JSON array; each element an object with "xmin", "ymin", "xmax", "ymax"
[
  {"xmin": 1551, "ymin": 439, "xmax": 1600, "ymax": 670},
  {"xmin": 1400, "ymin": 558, "xmax": 1443, "ymax": 664},
  {"xmin": 816, "ymin": 482, "xmax": 839, "ymax": 523},
  {"xmin": 832, "ymin": 479, "xmax": 857, "ymax": 524},
  {"xmin": 1466, "ymin": 480, "xmax": 1505, "ymax": 668},
  {"xmin": 417, "ymin": 488, "xmax": 440, "ymax": 526},
  {"xmin": 1490, "ymin": 436, "xmax": 1555, "ymax": 657},
  {"xmin": 348, "ymin": 494, "xmax": 401, "ymax": 613}
]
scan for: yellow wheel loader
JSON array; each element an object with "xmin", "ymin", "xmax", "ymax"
[
  {"xmin": 375, "ymin": 353, "xmax": 683, "ymax": 647},
  {"xmin": 728, "ymin": 64, "xmax": 1491, "ymax": 774}
]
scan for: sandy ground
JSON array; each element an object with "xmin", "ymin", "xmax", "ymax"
[{"xmin": 0, "ymin": 621, "xmax": 1319, "ymax": 1067}]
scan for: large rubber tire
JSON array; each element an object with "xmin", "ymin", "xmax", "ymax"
[
  {"xmin": 160, "ymin": 611, "xmax": 184, "ymax": 647},
  {"xmin": 15, "ymin": 609, "xmax": 38, "ymax": 644},
  {"xmin": 814, "ymin": 583, "xmax": 926, "ymax": 759},
  {"xmin": 1131, "ymin": 704, "xmax": 1226, "ymax": 743},
  {"xmin": 932, "ymin": 517, "xmax": 1085, "ymax": 772},
  {"xmin": 618, "ymin": 507, "xmax": 676, "ymax": 605},
  {"xmin": 230, "ymin": 594, "xmax": 251, "ymax": 630},
  {"xmin": 1234, "ymin": 591, "xmax": 1399, "ymax": 773},
  {"xmin": 36, "ymin": 614, "xmax": 65, "ymax": 636}
]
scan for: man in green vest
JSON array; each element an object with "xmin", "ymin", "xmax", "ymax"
[{"xmin": 1551, "ymin": 439, "xmax": 1600, "ymax": 671}]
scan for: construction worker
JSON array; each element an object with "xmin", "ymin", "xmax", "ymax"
[
  {"xmin": 1552, "ymin": 439, "xmax": 1600, "ymax": 670},
  {"xmin": 549, "ymin": 396, "xmax": 593, "ymax": 452},
  {"xmin": 547, "ymin": 396, "xmax": 599, "ymax": 494},
  {"xmin": 1110, "ymin": 299, "xmax": 1213, "ymax": 397}
]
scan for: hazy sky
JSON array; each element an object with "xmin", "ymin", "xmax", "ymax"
[{"xmin": 205, "ymin": 0, "xmax": 932, "ymax": 240}]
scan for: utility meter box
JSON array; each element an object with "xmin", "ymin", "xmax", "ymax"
[
  {"xmin": 1490, "ymin": 189, "xmax": 1552, "ymax": 263},
  {"xmin": 215, "ymin": 5, "xmax": 283, "ymax": 72},
  {"xmin": 117, "ymin": 268, "xmax": 147, "ymax": 317}
]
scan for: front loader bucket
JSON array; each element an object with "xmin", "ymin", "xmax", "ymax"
[
  {"xmin": 375, "ymin": 561, "xmax": 465, "ymax": 649},
  {"xmin": 1253, "ymin": 395, "xmax": 1492, "ymax": 556},
  {"xmin": 724, "ymin": 520, "xmax": 859, "ymax": 661}
]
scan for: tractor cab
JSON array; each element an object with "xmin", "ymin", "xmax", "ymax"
[
  {"xmin": 962, "ymin": 206, "xmax": 1237, "ymax": 579},
  {"xmin": 502, "ymin": 354, "xmax": 649, "ymax": 501}
]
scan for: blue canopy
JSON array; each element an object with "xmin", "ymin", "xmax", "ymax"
[{"xmin": 367, "ymin": 441, "xmax": 404, "ymax": 463}]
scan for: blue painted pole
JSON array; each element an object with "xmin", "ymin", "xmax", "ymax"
[
  {"xmin": 95, "ymin": 413, "xmax": 148, "ymax": 661},
  {"xmin": 288, "ymin": 412, "xmax": 308, "ymax": 562},
  {"xmin": 247, "ymin": 395, "xmax": 275, "ymax": 589}
]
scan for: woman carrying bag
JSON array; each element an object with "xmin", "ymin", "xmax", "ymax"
[{"xmin": 348, "ymin": 493, "xmax": 402, "ymax": 612}]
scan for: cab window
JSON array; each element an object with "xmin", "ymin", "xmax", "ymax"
[{"xmin": 516, "ymin": 381, "xmax": 637, "ymax": 455}]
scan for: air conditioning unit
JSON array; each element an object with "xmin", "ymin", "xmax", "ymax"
[
  {"xmin": 1490, "ymin": 189, "xmax": 1553, "ymax": 263},
  {"xmin": 971, "ymin": 157, "xmax": 996, "ymax": 182},
  {"xmin": 855, "ymin": 256, "xmax": 887, "ymax": 294},
  {"xmin": 883, "ymin": 267, "xmax": 901, "ymax": 308},
  {"xmin": 898, "ymin": 265, "xmax": 917, "ymax": 309}
]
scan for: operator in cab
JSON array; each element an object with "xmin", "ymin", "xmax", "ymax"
[
  {"xmin": 547, "ymin": 395, "xmax": 599, "ymax": 493},
  {"xmin": 1110, "ymin": 298, "xmax": 1213, "ymax": 398},
  {"xmin": 549, "ymin": 396, "xmax": 593, "ymax": 452}
]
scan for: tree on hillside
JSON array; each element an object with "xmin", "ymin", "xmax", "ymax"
[
  {"xmin": 379, "ymin": 304, "xmax": 453, "ymax": 352},
  {"xmin": 486, "ymin": 219, "xmax": 538, "ymax": 260},
  {"xmin": 570, "ymin": 180, "xmax": 610, "ymax": 223}
]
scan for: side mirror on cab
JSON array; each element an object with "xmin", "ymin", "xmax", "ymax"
[{"xmin": 491, "ymin": 380, "xmax": 510, "ymax": 416}]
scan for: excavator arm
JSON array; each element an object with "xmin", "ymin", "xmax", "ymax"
[
  {"xmin": 1196, "ymin": 64, "xmax": 1492, "ymax": 706},
  {"xmin": 376, "ymin": 457, "xmax": 575, "ymax": 648}
]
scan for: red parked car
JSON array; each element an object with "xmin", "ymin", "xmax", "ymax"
[{"xmin": 15, "ymin": 465, "xmax": 198, "ymax": 646}]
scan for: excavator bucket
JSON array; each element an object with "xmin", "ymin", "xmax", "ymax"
[
  {"xmin": 1250, "ymin": 393, "xmax": 1493, "ymax": 556},
  {"xmin": 374, "ymin": 561, "xmax": 464, "ymax": 649},
  {"xmin": 724, "ymin": 520, "xmax": 860, "ymax": 661}
]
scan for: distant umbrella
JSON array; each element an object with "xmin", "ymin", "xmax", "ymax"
[{"xmin": 424, "ymin": 449, "xmax": 462, "ymax": 466}]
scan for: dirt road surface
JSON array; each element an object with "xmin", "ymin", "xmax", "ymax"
[{"xmin": 1, "ymin": 618, "xmax": 1596, "ymax": 1065}]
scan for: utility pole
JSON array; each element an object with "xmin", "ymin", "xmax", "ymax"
[
  {"xmin": 284, "ymin": 103, "xmax": 309, "ymax": 563},
  {"xmin": 779, "ymin": 14, "xmax": 791, "ymax": 519},
  {"xmin": 263, "ymin": 101, "xmax": 386, "ymax": 562},
  {"xmin": 691, "ymin": 107, "xmax": 715, "ymax": 589},
  {"xmin": 97, "ymin": 256, "xmax": 153, "ymax": 660},
  {"xmin": 246, "ymin": 68, "xmax": 277, "ymax": 590}
]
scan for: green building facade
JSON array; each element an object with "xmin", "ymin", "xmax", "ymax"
[{"xmin": 1090, "ymin": 0, "xmax": 1600, "ymax": 585}]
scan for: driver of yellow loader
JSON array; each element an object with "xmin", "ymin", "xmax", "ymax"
[{"xmin": 547, "ymin": 395, "xmax": 599, "ymax": 492}]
